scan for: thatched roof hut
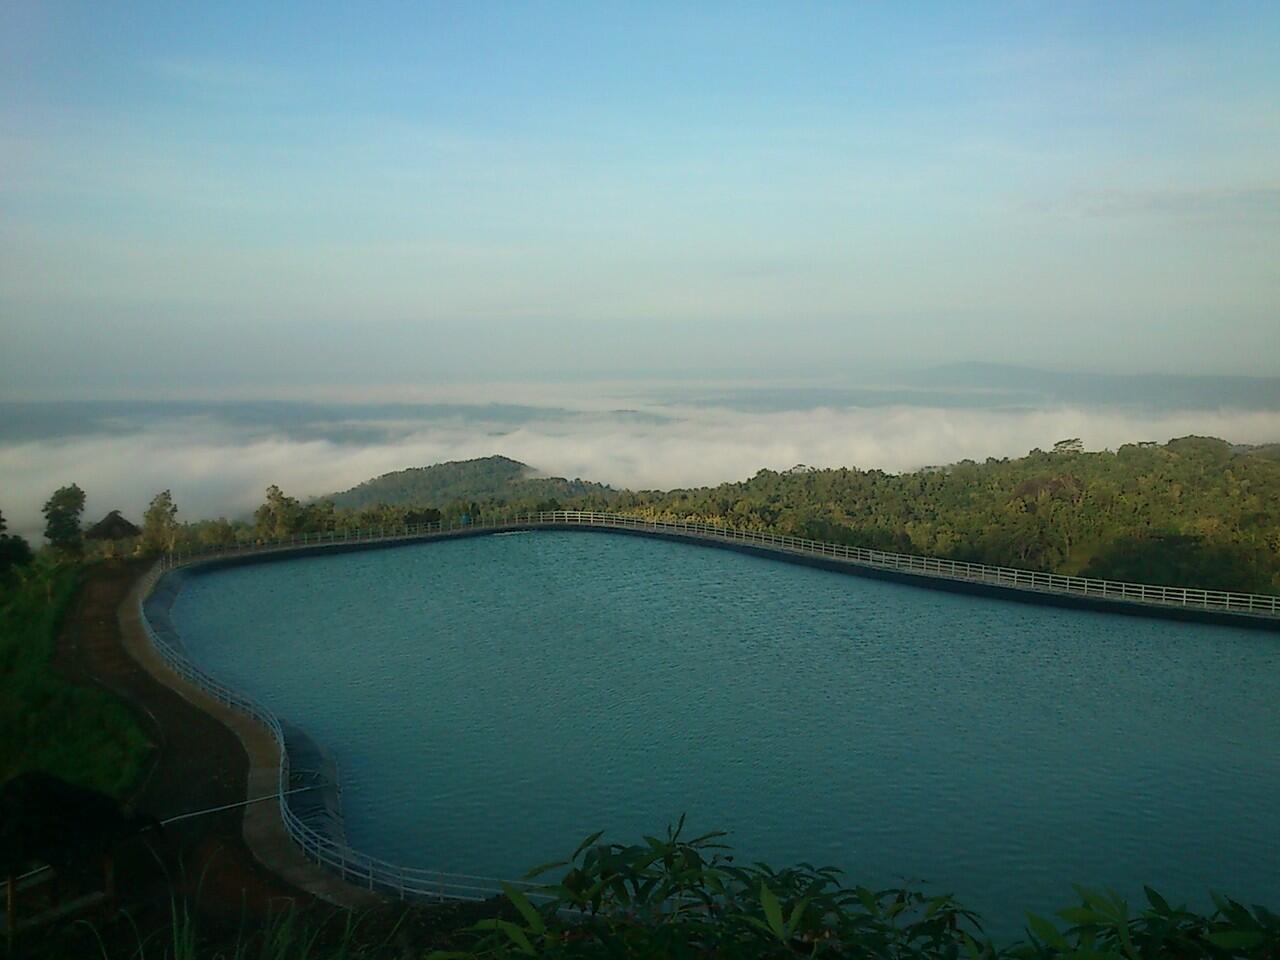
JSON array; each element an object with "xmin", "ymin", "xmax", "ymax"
[{"xmin": 84, "ymin": 510, "xmax": 141, "ymax": 541}]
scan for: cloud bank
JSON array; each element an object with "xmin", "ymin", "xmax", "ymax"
[{"xmin": 4, "ymin": 401, "xmax": 1279, "ymax": 542}]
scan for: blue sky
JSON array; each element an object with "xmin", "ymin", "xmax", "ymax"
[{"xmin": 2, "ymin": 1, "xmax": 1278, "ymax": 396}]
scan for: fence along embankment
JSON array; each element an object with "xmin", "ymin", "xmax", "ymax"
[
  {"xmin": 136, "ymin": 511, "xmax": 1280, "ymax": 903},
  {"xmin": 161, "ymin": 510, "xmax": 1280, "ymax": 624}
]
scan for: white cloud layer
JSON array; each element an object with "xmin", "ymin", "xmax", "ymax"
[{"xmin": 4, "ymin": 403, "xmax": 1279, "ymax": 542}]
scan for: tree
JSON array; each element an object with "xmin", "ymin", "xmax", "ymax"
[
  {"xmin": 404, "ymin": 507, "xmax": 442, "ymax": 528},
  {"xmin": 190, "ymin": 518, "xmax": 238, "ymax": 548},
  {"xmin": 299, "ymin": 500, "xmax": 337, "ymax": 534},
  {"xmin": 254, "ymin": 485, "xmax": 302, "ymax": 540},
  {"xmin": 142, "ymin": 490, "xmax": 179, "ymax": 554},
  {"xmin": 0, "ymin": 509, "xmax": 34, "ymax": 580},
  {"xmin": 42, "ymin": 484, "xmax": 86, "ymax": 555},
  {"xmin": 1052, "ymin": 438, "xmax": 1084, "ymax": 454}
]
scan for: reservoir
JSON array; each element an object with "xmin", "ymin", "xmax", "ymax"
[{"xmin": 168, "ymin": 530, "xmax": 1280, "ymax": 938}]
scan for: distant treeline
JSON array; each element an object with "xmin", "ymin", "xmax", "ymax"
[
  {"xmin": 4, "ymin": 436, "xmax": 1278, "ymax": 596},
  {"xmin": 614, "ymin": 436, "xmax": 1280, "ymax": 594}
]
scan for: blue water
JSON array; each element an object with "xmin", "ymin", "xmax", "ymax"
[{"xmin": 169, "ymin": 531, "xmax": 1280, "ymax": 938}]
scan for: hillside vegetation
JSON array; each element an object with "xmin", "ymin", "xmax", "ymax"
[
  {"xmin": 613, "ymin": 436, "xmax": 1280, "ymax": 594},
  {"xmin": 174, "ymin": 437, "xmax": 1280, "ymax": 594},
  {"xmin": 0, "ymin": 564, "xmax": 152, "ymax": 797},
  {"xmin": 325, "ymin": 455, "xmax": 614, "ymax": 510}
]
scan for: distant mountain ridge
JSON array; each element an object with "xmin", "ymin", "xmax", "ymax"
[
  {"xmin": 323, "ymin": 455, "xmax": 615, "ymax": 510},
  {"xmin": 919, "ymin": 363, "xmax": 1280, "ymax": 410}
]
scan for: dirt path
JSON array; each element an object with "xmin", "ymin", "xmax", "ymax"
[{"xmin": 55, "ymin": 559, "xmax": 309, "ymax": 918}]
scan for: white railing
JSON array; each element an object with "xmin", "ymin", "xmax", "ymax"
[
  {"xmin": 162, "ymin": 510, "xmax": 1280, "ymax": 618},
  {"xmin": 136, "ymin": 564, "xmax": 542, "ymax": 902},
  {"xmin": 137, "ymin": 510, "xmax": 1279, "ymax": 902}
]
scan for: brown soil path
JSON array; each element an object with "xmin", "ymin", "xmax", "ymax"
[
  {"xmin": 23, "ymin": 559, "xmax": 506, "ymax": 957},
  {"xmin": 54, "ymin": 559, "xmax": 313, "ymax": 917}
]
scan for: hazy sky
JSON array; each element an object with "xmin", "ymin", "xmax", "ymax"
[{"xmin": 2, "ymin": 1, "xmax": 1278, "ymax": 396}]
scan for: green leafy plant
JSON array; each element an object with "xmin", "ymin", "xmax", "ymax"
[{"xmin": 431, "ymin": 822, "xmax": 1280, "ymax": 959}]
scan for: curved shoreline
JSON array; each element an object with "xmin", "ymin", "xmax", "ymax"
[
  {"xmin": 121, "ymin": 569, "xmax": 375, "ymax": 907},
  {"xmin": 136, "ymin": 514, "xmax": 1280, "ymax": 907},
  {"xmin": 175, "ymin": 515, "xmax": 1280, "ymax": 631},
  {"xmin": 138, "ymin": 558, "xmax": 534, "ymax": 904}
]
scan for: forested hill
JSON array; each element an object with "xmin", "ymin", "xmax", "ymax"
[
  {"xmin": 311, "ymin": 439, "xmax": 1280, "ymax": 594},
  {"xmin": 325, "ymin": 455, "xmax": 614, "ymax": 510},
  {"xmin": 609, "ymin": 436, "xmax": 1280, "ymax": 594}
]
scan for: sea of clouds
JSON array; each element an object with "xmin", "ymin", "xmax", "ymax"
[{"xmin": 4, "ymin": 386, "xmax": 1280, "ymax": 542}]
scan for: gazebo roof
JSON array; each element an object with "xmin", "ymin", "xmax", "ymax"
[{"xmin": 84, "ymin": 510, "xmax": 142, "ymax": 541}]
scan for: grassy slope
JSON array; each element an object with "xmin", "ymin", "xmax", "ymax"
[{"xmin": 0, "ymin": 565, "xmax": 152, "ymax": 798}]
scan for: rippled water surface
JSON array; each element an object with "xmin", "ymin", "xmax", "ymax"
[{"xmin": 170, "ymin": 531, "xmax": 1280, "ymax": 937}]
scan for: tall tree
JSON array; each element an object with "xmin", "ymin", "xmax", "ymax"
[
  {"xmin": 254, "ymin": 485, "xmax": 302, "ymax": 540},
  {"xmin": 142, "ymin": 490, "xmax": 180, "ymax": 554},
  {"xmin": 42, "ymin": 484, "xmax": 86, "ymax": 556}
]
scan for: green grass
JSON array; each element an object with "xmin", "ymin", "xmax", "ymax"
[{"xmin": 0, "ymin": 563, "xmax": 152, "ymax": 799}]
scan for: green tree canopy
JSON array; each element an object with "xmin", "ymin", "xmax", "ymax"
[
  {"xmin": 41, "ymin": 484, "xmax": 86, "ymax": 556},
  {"xmin": 142, "ymin": 490, "xmax": 179, "ymax": 554},
  {"xmin": 254, "ymin": 485, "xmax": 303, "ymax": 540}
]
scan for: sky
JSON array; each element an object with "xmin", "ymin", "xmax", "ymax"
[
  {"xmin": 2, "ymin": 1, "xmax": 1279, "ymax": 396},
  {"xmin": 3, "ymin": 3, "xmax": 1280, "ymax": 535}
]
